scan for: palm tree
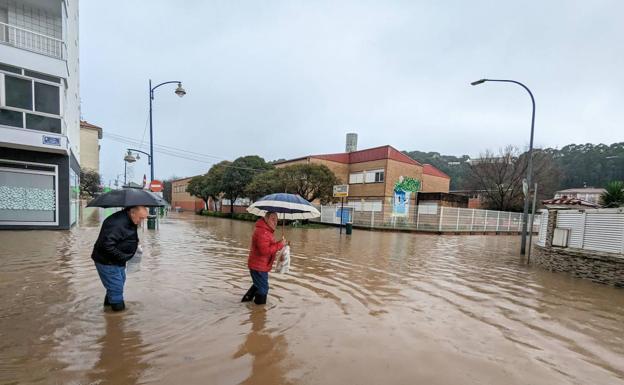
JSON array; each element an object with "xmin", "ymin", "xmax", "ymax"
[{"xmin": 600, "ymin": 181, "xmax": 624, "ymax": 208}]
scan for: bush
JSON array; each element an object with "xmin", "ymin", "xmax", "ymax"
[{"xmin": 199, "ymin": 210, "xmax": 257, "ymax": 221}]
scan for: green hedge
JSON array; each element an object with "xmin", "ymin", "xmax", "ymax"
[
  {"xmin": 199, "ymin": 210, "xmax": 257, "ymax": 222},
  {"xmin": 198, "ymin": 210, "xmax": 328, "ymax": 228}
]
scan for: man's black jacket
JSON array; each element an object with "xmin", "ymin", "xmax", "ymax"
[{"xmin": 91, "ymin": 210, "xmax": 138, "ymax": 266}]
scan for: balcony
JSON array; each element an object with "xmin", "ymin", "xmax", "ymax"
[{"xmin": 0, "ymin": 22, "xmax": 64, "ymax": 60}]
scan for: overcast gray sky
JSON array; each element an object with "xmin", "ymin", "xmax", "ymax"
[{"xmin": 80, "ymin": 0, "xmax": 624, "ymax": 186}]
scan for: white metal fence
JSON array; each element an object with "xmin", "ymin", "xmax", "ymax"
[
  {"xmin": 537, "ymin": 208, "xmax": 624, "ymax": 255},
  {"xmin": 315, "ymin": 203, "xmax": 541, "ymax": 233},
  {"xmin": 0, "ymin": 22, "xmax": 64, "ymax": 59}
]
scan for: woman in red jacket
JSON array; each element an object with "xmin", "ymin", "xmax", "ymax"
[{"xmin": 242, "ymin": 212, "xmax": 285, "ymax": 304}]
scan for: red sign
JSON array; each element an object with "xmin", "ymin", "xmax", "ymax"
[{"xmin": 150, "ymin": 180, "xmax": 163, "ymax": 192}]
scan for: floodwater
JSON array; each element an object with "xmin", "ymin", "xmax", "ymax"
[{"xmin": 1, "ymin": 211, "xmax": 623, "ymax": 385}]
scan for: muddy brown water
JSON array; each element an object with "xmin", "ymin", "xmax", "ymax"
[{"xmin": 0, "ymin": 211, "xmax": 623, "ymax": 385}]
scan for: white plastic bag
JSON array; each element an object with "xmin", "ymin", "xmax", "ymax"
[
  {"xmin": 274, "ymin": 245, "xmax": 291, "ymax": 274},
  {"xmin": 126, "ymin": 245, "xmax": 143, "ymax": 274}
]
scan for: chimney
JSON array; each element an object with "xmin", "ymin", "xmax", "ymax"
[{"xmin": 346, "ymin": 133, "xmax": 358, "ymax": 153}]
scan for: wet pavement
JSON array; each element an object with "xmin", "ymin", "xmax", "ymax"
[{"xmin": 1, "ymin": 210, "xmax": 623, "ymax": 385}]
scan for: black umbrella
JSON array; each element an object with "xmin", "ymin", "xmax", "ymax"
[{"xmin": 86, "ymin": 188, "xmax": 167, "ymax": 208}]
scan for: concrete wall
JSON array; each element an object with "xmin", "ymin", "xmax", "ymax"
[
  {"xmin": 384, "ymin": 159, "xmax": 423, "ymax": 198},
  {"xmin": 533, "ymin": 246, "xmax": 624, "ymax": 287},
  {"xmin": 422, "ymin": 174, "xmax": 450, "ymax": 193},
  {"xmin": 275, "ymin": 157, "xmax": 349, "ymax": 185},
  {"xmin": 310, "ymin": 158, "xmax": 349, "ymax": 184},
  {"xmin": 533, "ymin": 208, "xmax": 624, "ymax": 286}
]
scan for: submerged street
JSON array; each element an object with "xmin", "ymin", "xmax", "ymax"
[{"xmin": 1, "ymin": 211, "xmax": 623, "ymax": 385}]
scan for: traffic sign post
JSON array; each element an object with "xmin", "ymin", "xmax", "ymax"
[
  {"xmin": 333, "ymin": 185, "xmax": 349, "ymax": 234},
  {"xmin": 147, "ymin": 179, "xmax": 163, "ymax": 230},
  {"xmin": 333, "ymin": 184, "xmax": 349, "ymax": 198},
  {"xmin": 149, "ymin": 179, "xmax": 163, "ymax": 192}
]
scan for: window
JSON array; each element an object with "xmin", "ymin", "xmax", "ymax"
[
  {"xmin": 418, "ymin": 202, "xmax": 438, "ymax": 215},
  {"xmin": 70, "ymin": 168, "xmax": 79, "ymax": 226},
  {"xmin": 26, "ymin": 114, "xmax": 61, "ymax": 134},
  {"xmin": 364, "ymin": 169, "xmax": 384, "ymax": 183},
  {"xmin": 349, "ymin": 200, "xmax": 382, "ymax": 212},
  {"xmin": 0, "ymin": 63, "xmax": 21, "ymax": 74},
  {"xmin": 24, "ymin": 71, "xmax": 61, "ymax": 84},
  {"xmin": 0, "ymin": 162, "xmax": 57, "ymax": 224},
  {"xmin": 1, "ymin": 71, "xmax": 62, "ymax": 133},
  {"xmin": 35, "ymin": 83, "xmax": 60, "ymax": 114},
  {"xmin": 5, "ymin": 76, "xmax": 32, "ymax": 110},
  {"xmin": 0, "ymin": 109, "xmax": 23, "ymax": 127},
  {"xmin": 349, "ymin": 172, "xmax": 364, "ymax": 184}
]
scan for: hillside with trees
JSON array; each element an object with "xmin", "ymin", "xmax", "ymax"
[{"xmin": 405, "ymin": 142, "xmax": 624, "ymax": 192}]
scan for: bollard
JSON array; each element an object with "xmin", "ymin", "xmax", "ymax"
[
  {"xmin": 346, "ymin": 222, "xmax": 353, "ymax": 235},
  {"xmin": 147, "ymin": 215, "xmax": 157, "ymax": 230}
]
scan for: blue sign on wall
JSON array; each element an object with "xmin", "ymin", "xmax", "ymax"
[{"xmin": 42, "ymin": 136, "xmax": 61, "ymax": 146}]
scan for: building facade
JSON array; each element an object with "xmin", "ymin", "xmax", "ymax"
[
  {"xmin": 274, "ymin": 145, "xmax": 451, "ymax": 218},
  {"xmin": 79, "ymin": 120, "xmax": 102, "ymax": 172},
  {"xmin": 171, "ymin": 177, "xmax": 207, "ymax": 212},
  {"xmin": 0, "ymin": 0, "xmax": 80, "ymax": 229},
  {"xmin": 554, "ymin": 188, "xmax": 605, "ymax": 205}
]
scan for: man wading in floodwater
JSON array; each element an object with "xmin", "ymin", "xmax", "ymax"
[
  {"xmin": 92, "ymin": 206, "xmax": 148, "ymax": 311},
  {"xmin": 242, "ymin": 212, "xmax": 285, "ymax": 305}
]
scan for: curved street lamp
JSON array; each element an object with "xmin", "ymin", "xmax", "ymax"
[
  {"xmin": 471, "ymin": 78, "xmax": 536, "ymax": 256},
  {"xmin": 149, "ymin": 79, "xmax": 187, "ymax": 182}
]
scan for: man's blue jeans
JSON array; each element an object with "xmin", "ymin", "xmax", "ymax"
[{"xmin": 95, "ymin": 262, "xmax": 126, "ymax": 304}]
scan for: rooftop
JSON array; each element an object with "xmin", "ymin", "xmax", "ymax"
[
  {"xmin": 542, "ymin": 196, "xmax": 600, "ymax": 208},
  {"xmin": 423, "ymin": 164, "xmax": 450, "ymax": 179},
  {"xmin": 556, "ymin": 187, "xmax": 606, "ymax": 194},
  {"xmin": 80, "ymin": 120, "xmax": 103, "ymax": 139},
  {"xmin": 277, "ymin": 145, "xmax": 423, "ymax": 166}
]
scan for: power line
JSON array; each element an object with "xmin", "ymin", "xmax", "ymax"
[{"xmin": 103, "ymin": 132, "xmax": 272, "ymax": 173}]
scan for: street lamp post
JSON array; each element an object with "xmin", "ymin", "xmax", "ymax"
[
  {"xmin": 123, "ymin": 148, "xmax": 152, "ymax": 187},
  {"xmin": 148, "ymin": 79, "xmax": 186, "ymax": 182},
  {"xmin": 471, "ymin": 78, "xmax": 536, "ymax": 255},
  {"xmin": 147, "ymin": 79, "xmax": 185, "ymax": 229}
]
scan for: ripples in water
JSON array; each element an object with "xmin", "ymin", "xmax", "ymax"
[{"xmin": 0, "ymin": 211, "xmax": 623, "ymax": 385}]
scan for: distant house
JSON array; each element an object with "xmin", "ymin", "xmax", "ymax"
[
  {"xmin": 542, "ymin": 196, "xmax": 600, "ymax": 210},
  {"xmin": 80, "ymin": 120, "xmax": 103, "ymax": 172},
  {"xmin": 275, "ymin": 145, "xmax": 450, "ymax": 204},
  {"xmin": 170, "ymin": 177, "xmax": 249, "ymax": 213},
  {"xmin": 171, "ymin": 177, "xmax": 207, "ymax": 212},
  {"xmin": 554, "ymin": 188, "xmax": 605, "ymax": 205}
]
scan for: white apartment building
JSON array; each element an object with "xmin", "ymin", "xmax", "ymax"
[{"xmin": 0, "ymin": 0, "xmax": 80, "ymax": 229}]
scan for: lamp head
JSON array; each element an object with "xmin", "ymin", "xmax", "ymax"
[
  {"xmin": 124, "ymin": 150, "xmax": 136, "ymax": 163},
  {"xmin": 175, "ymin": 83, "xmax": 186, "ymax": 97},
  {"xmin": 471, "ymin": 79, "xmax": 487, "ymax": 86}
]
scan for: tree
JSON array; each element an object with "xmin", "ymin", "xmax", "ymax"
[
  {"xmin": 80, "ymin": 169, "xmax": 101, "ymax": 197},
  {"xmin": 204, "ymin": 161, "xmax": 231, "ymax": 211},
  {"xmin": 282, "ymin": 164, "xmax": 341, "ymax": 203},
  {"xmin": 246, "ymin": 164, "xmax": 341, "ymax": 204},
  {"xmin": 467, "ymin": 146, "xmax": 560, "ymax": 211},
  {"xmin": 186, "ymin": 174, "xmax": 211, "ymax": 210},
  {"xmin": 405, "ymin": 141, "xmax": 624, "ymax": 192},
  {"xmin": 245, "ymin": 169, "xmax": 279, "ymax": 201},
  {"xmin": 186, "ymin": 161, "xmax": 232, "ymax": 211},
  {"xmin": 222, "ymin": 156, "xmax": 272, "ymax": 215},
  {"xmin": 600, "ymin": 181, "xmax": 624, "ymax": 208}
]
